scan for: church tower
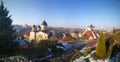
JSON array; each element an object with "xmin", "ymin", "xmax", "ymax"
[
  {"xmin": 87, "ymin": 24, "xmax": 94, "ymax": 31},
  {"xmin": 40, "ymin": 20, "xmax": 48, "ymax": 31}
]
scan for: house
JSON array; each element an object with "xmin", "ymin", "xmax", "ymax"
[
  {"xmin": 71, "ymin": 31, "xmax": 79, "ymax": 39},
  {"xmin": 82, "ymin": 25, "xmax": 99, "ymax": 40}
]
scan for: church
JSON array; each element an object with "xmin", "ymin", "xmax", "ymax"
[{"xmin": 29, "ymin": 20, "xmax": 49, "ymax": 43}]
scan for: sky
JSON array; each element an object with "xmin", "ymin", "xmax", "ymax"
[{"xmin": 3, "ymin": 0, "xmax": 120, "ymax": 30}]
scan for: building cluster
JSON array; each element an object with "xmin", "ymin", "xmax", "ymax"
[
  {"xmin": 29, "ymin": 20, "xmax": 50, "ymax": 43},
  {"xmin": 71, "ymin": 24, "xmax": 99, "ymax": 40},
  {"xmin": 23, "ymin": 20, "xmax": 100, "ymax": 43}
]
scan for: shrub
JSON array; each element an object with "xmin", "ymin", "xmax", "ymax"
[
  {"xmin": 70, "ymin": 49, "xmax": 82, "ymax": 62},
  {"xmin": 83, "ymin": 47, "xmax": 91, "ymax": 57},
  {"xmin": 113, "ymin": 32, "xmax": 120, "ymax": 44},
  {"xmin": 74, "ymin": 49, "xmax": 83, "ymax": 58},
  {"xmin": 110, "ymin": 44, "xmax": 120, "ymax": 57},
  {"xmin": 91, "ymin": 52, "xmax": 98, "ymax": 60},
  {"xmin": 96, "ymin": 32, "xmax": 106, "ymax": 59},
  {"xmin": 105, "ymin": 35, "xmax": 114, "ymax": 57},
  {"xmin": 23, "ymin": 40, "xmax": 65, "ymax": 58},
  {"xmin": 39, "ymin": 40, "xmax": 64, "ymax": 57},
  {"xmin": 84, "ymin": 58, "xmax": 90, "ymax": 62},
  {"xmin": 27, "ymin": 40, "xmax": 48, "ymax": 58}
]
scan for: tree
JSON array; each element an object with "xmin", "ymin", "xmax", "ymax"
[
  {"xmin": 96, "ymin": 32, "xmax": 106, "ymax": 58},
  {"xmin": 0, "ymin": 1, "xmax": 16, "ymax": 51}
]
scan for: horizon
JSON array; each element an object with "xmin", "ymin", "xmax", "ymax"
[{"xmin": 3, "ymin": 0, "xmax": 120, "ymax": 30}]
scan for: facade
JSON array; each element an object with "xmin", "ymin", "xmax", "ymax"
[
  {"xmin": 36, "ymin": 31, "xmax": 48, "ymax": 42},
  {"xmin": 40, "ymin": 20, "xmax": 48, "ymax": 31},
  {"xmin": 29, "ymin": 20, "xmax": 49, "ymax": 43}
]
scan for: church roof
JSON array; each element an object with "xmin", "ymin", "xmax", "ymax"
[
  {"xmin": 82, "ymin": 30, "xmax": 98, "ymax": 38},
  {"xmin": 41, "ymin": 20, "xmax": 48, "ymax": 26},
  {"xmin": 88, "ymin": 24, "xmax": 95, "ymax": 28}
]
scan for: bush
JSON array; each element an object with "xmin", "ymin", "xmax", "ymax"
[
  {"xmin": 96, "ymin": 32, "xmax": 106, "ymax": 59},
  {"xmin": 91, "ymin": 52, "xmax": 98, "ymax": 60},
  {"xmin": 74, "ymin": 49, "xmax": 83, "ymax": 58},
  {"xmin": 84, "ymin": 58, "xmax": 90, "ymax": 62},
  {"xmin": 113, "ymin": 32, "xmax": 120, "ymax": 44},
  {"xmin": 83, "ymin": 47, "xmax": 91, "ymax": 57},
  {"xmin": 105, "ymin": 35, "xmax": 114, "ymax": 57},
  {"xmin": 27, "ymin": 40, "xmax": 48, "ymax": 58},
  {"xmin": 27, "ymin": 40, "xmax": 65, "ymax": 58},
  {"xmin": 41, "ymin": 40, "xmax": 64, "ymax": 54},
  {"xmin": 110, "ymin": 44, "xmax": 120, "ymax": 57},
  {"xmin": 70, "ymin": 49, "xmax": 82, "ymax": 62}
]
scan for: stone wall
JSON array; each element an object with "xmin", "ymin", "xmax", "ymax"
[{"xmin": 0, "ymin": 55, "xmax": 41, "ymax": 62}]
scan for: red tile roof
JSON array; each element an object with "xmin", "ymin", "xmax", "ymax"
[{"xmin": 82, "ymin": 30, "xmax": 98, "ymax": 38}]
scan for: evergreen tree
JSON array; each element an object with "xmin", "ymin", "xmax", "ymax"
[
  {"xmin": 96, "ymin": 32, "xmax": 106, "ymax": 58},
  {"xmin": 0, "ymin": 1, "xmax": 16, "ymax": 51}
]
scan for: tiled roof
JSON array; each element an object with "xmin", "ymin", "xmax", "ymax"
[{"xmin": 83, "ymin": 30, "xmax": 98, "ymax": 38}]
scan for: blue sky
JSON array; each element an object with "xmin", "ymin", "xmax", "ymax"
[{"xmin": 3, "ymin": 0, "xmax": 120, "ymax": 29}]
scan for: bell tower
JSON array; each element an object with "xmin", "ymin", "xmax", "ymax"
[{"xmin": 40, "ymin": 20, "xmax": 48, "ymax": 31}]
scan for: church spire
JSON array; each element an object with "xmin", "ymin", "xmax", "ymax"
[{"xmin": 41, "ymin": 20, "xmax": 48, "ymax": 26}]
